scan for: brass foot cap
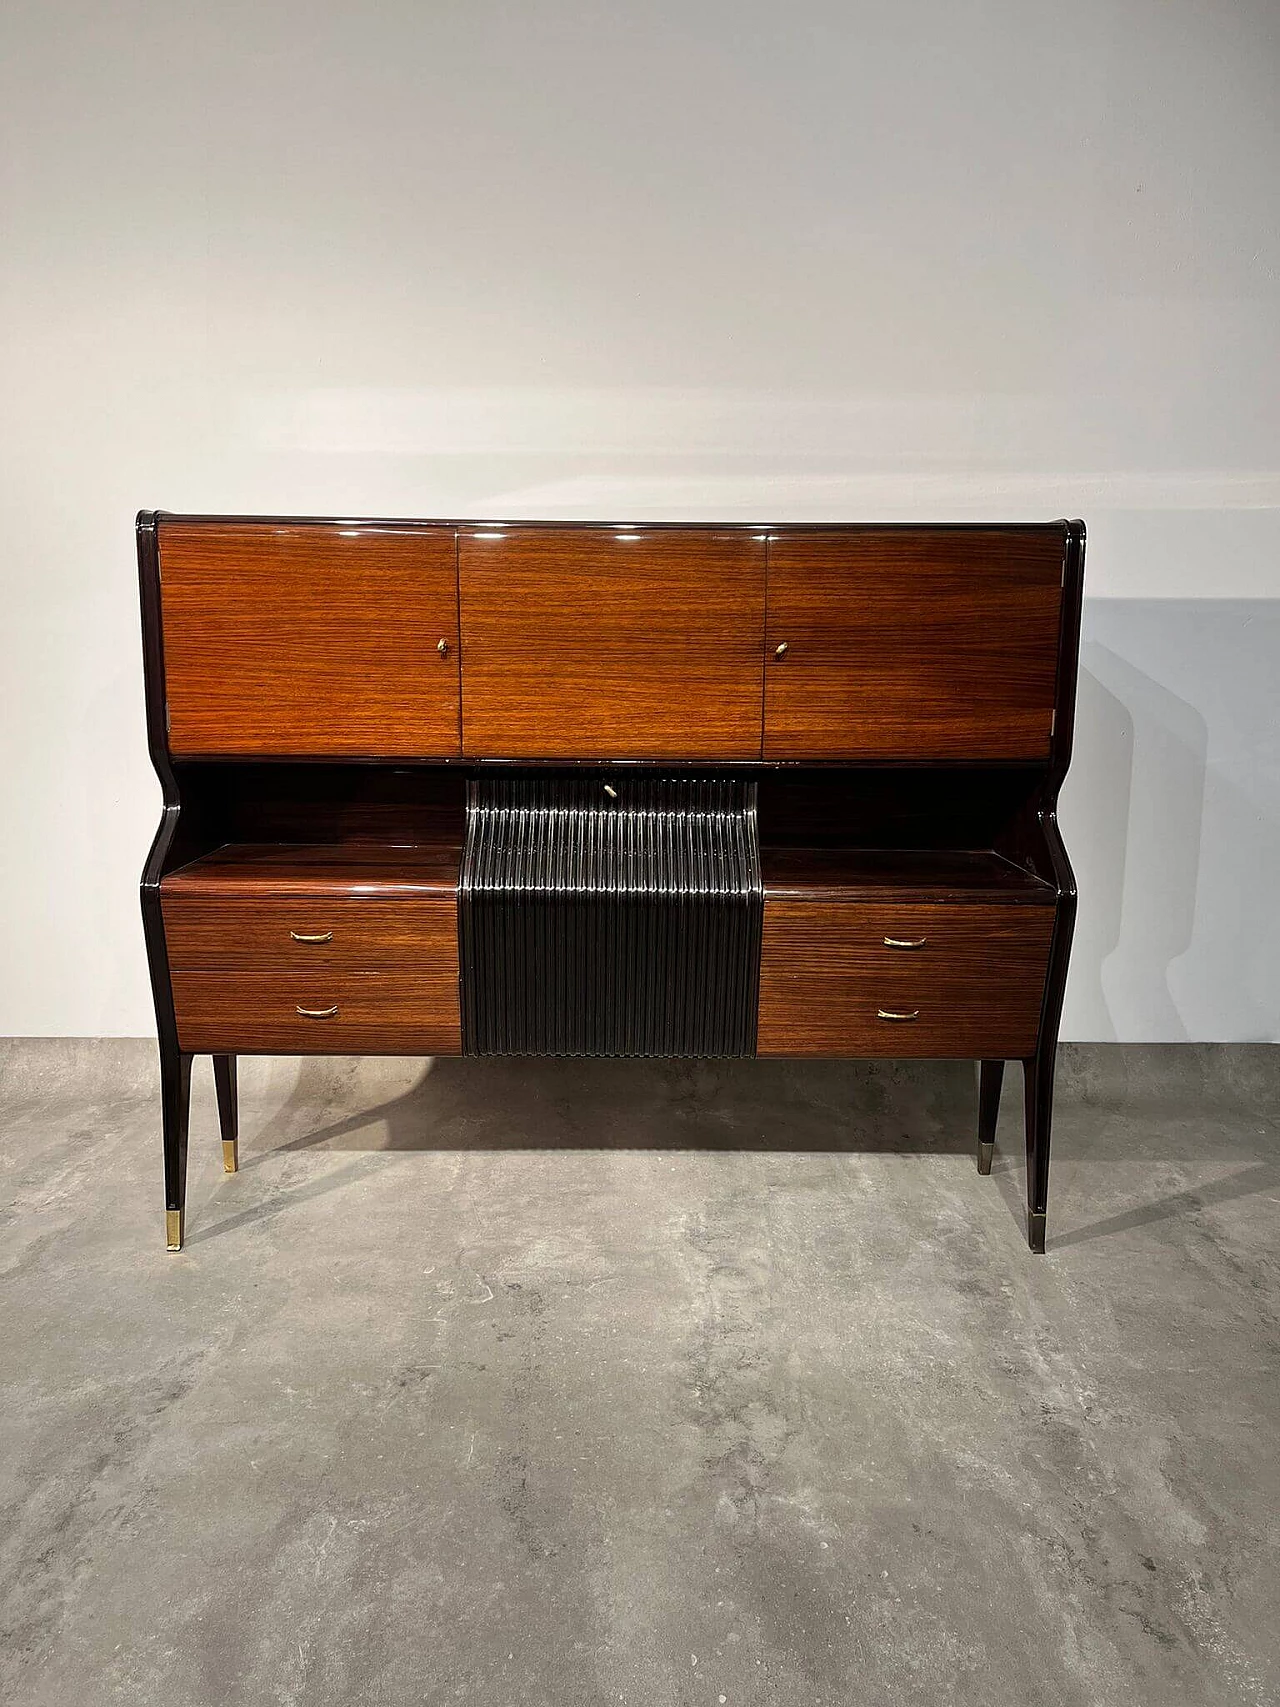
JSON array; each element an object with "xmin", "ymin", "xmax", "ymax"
[
  {"xmin": 976, "ymin": 1140, "xmax": 995, "ymax": 1176},
  {"xmin": 222, "ymin": 1138, "xmax": 239, "ymax": 1174},
  {"xmin": 166, "ymin": 1209, "xmax": 184, "ymax": 1251}
]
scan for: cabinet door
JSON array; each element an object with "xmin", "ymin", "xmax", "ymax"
[
  {"xmin": 763, "ymin": 528, "xmax": 1065, "ymax": 760},
  {"xmin": 458, "ymin": 528, "xmax": 765, "ymax": 759},
  {"xmin": 158, "ymin": 521, "xmax": 460, "ymax": 756}
]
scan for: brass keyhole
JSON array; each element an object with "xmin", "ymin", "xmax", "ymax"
[
  {"xmin": 774, "ymin": 641, "xmax": 789, "ymax": 659},
  {"xmin": 437, "ymin": 638, "xmax": 450, "ymax": 657}
]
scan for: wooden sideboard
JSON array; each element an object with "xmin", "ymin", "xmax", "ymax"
[{"xmin": 139, "ymin": 514, "xmax": 1084, "ymax": 1253}]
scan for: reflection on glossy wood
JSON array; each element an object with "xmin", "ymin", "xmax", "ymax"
[
  {"xmin": 459, "ymin": 528, "xmax": 766, "ymax": 758},
  {"xmin": 757, "ymin": 900, "xmax": 1054, "ymax": 1057},
  {"xmin": 158, "ymin": 522, "xmax": 461, "ymax": 757},
  {"xmin": 760, "ymin": 846, "xmax": 1055, "ymax": 904},
  {"xmin": 763, "ymin": 527, "xmax": 1065, "ymax": 760},
  {"xmin": 163, "ymin": 841, "xmax": 463, "ymax": 898}
]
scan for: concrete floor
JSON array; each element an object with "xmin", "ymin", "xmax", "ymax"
[{"xmin": 1, "ymin": 1041, "xmax": 1277, "ymax": 1707}]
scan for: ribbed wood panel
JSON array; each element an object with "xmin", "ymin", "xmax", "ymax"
[{"xmin": 460, "ymin": 776, "xmax": 762, "ymax": 1057}]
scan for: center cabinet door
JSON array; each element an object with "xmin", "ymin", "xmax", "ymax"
[
  {"xmin": 763, "ymin": 527, "xmax": 1067, "ymax": 760},
  {"xmin": 158, "ymin": 521, "xmax": 461, "ymax": 757},
  {"xmin": 458, "ymin": 528, "xmax": 766, "ymax": 759}
]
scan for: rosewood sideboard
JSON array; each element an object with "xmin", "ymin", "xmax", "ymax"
[{"xmin": 138, "ymin": 514, "xmax": 1084, "ymax": 1252}]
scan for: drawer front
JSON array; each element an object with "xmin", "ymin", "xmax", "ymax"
[
  {"xmin": 171, "ymin": 970, "xmax": 461, "ymax": 1055},
  {"xmin": 458, "ymin": 527, "xmax": 766, "ymax": 759},
  {"xmin": 158, "ymin": 521, "xmax": 461, "ymax": 758},
  {"xmin": 162, "ymin": 894, "xmax": 457, "ymax": 972},
  {"xmin": 763, "ymin": 528, "xmax": 1065, "ymax": 760},
  {"xmin": 757, "ymin": 901, "xmax": 1054, "ymax": 1057}
]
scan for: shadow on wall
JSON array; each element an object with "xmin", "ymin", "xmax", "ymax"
[{"xmin": 1062, "ymin": 599, "xmax": 1280, "ymax": 1042}]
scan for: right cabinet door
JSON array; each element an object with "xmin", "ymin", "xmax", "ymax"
[{"xmin": 763, "ymin": 527, "xmax": 1066, "ymax": 760}]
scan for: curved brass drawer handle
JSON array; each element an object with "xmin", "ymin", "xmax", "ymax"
[
  {"xmin": 296, "ymin": 1004, "xmax": 339, "ymax": 1019},
  {"xmin": 290, "ymin": 930, "xmax": 333, "ymax": 944},
  {"xmin": 883, "ymin": 936, "xmax": 927, "ymax": 949},
  {"xmin": 877, "ymin": 1008, "xmax": 920, "ymax": 1022}
]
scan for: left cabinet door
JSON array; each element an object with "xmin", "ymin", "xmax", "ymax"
[{"xmin": 158, "ymin": 521, "xmax": 460, "ymax": 757}]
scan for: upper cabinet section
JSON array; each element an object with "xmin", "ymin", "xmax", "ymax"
[
  {"xmin": 458, "ymin": 528, "xmax": 766, "ymax": 759},
  {"xmin": 145, "ymin": 518, "xmax": 1076, "ymax": 766},
  {"xmin": 763, "ymin": 527, "xmax": 1066, "ymax": 761},
  {"xmin": 158, "ymin": 521, "xmax": 460, "ymax": 757}
]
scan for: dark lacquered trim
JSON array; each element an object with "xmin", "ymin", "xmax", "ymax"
[
  {"xmin": 152, "ymin": 510, "xmax": 1074, "ymax": 537},
  {"xmin": 1047, "ymin": 521, "xmax": 1086, "ymax": 801},
  {"xmin": 138, "ymin": 511, "xmax": 180, "ymax": 1060},
  {"xmin": 161, "ymin": 754, "xmax": 1056, "ymax": 772},
  {"xmin": 1021, "ymin": 520, "xmax": 1085, "ymax": 1249},
  {"xmin": 1038, "ymin": 521, "xmax": 1085, "ymax": 1000},
  {"xmin": 139, "ymin": 511, "xmax": 195, "ymax": 1228}
]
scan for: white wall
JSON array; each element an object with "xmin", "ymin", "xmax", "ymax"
[{"xmin": 1, "ymin": 0, "xmax": 1277, "ymax": 1040}]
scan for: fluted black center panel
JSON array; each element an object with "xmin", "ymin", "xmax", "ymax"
[{"xmin": 459, "ymin": 776, "xmax": 762, "ymax": 1057}]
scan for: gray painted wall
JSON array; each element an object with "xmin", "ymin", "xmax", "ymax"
[
  {"xmin": 0, "ymin": 1, "xmax": 1276, "ymax": 1038},
  {"xmin": 1067, "ymin": 599, "xmax": 1278, "ymax": 1041}
]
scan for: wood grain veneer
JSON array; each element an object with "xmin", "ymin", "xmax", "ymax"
[
  {"xmin": 458, "ymin": 528, "xmax": 766, "ymax": 758},
  {"xmin": 162, "ymin": 891, "xmax": 460, "ymax": 973},
  {"xmin": 170, "ymin": 969, "xmax": 462, "ymax": 1055},
  {"xmin": 757, "ymin": 900, "xmax": 1054, "ymax": 1057},
  {"xmin": 158, "ymin": 522, "xmax": 461, "ymax": 757},
  {"xmin": 763, "ymin": 527, "xmax": 1066, "ymax": 760}
]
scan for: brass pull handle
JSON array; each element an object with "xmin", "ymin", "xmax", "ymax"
[
  {"xmin": 296, "ymin": 1004, "xmax": 339, "ymax": 1019},
  {"xmin": 773, "ymin": 641, "xmax": 789, "ymax": 659},
  {"xmin": 437, "ymin": 637, "xmax": 450, "ymax": 657},
  {"xmin": 290, "ymin": 930, "xmax": 333, "ymax": 944},
  {"xmin": 877, "ymin": 1009, "xmax": 920, "ymax": 1022},
  {"xmin": 884, "ymin": 936, "xmax": 927, "ymax": 949}
]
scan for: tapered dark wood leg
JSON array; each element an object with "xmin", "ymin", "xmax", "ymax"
[
  {"xmin": 213, "ymin": 1054, "xmax": 239, "ymax": 1173},
  {"xmin": 977, "ymin": 1059, "xmax": 1004, "ymax": 1174},
  {"xmin": 162, "ymin": 1045, "xmax": 193, "ymax": 1250},
  {"xmin": 1022, "ymin": 1046, "xmax": 1055, "ymax": 1253}
]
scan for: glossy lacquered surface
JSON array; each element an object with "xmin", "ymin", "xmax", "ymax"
[
  {"xmin": 158, "ymin": 522, "xmax": 460, "ymax": 757},
  {"xmin": 757, "ymin": 901, "xmax": 1054, "ymax": 1057},
  {"xmin": 458, "ymin": 528, "xmax": 766, "ymax": 759},
  {"xmin": 170, "ymin": 970, "xmax": 462, "ymax": 1055},
  {"xmin": 763, "ymin": 528, "xmax": 1065, "ymax": 760},
  {"xmin": 163, "ymin": 841, "xmax": 463, "ymax": 897},
  {"xmin": 760, "ymin": 846, "xmax": 1055, "ymax": 904}
]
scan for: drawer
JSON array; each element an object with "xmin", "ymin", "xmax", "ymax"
[
  {"xmin": 757, "ymin": 900, "xmax": 1054, "ymax": 1058},
  {"xmin": 162, "ymin": 894, "xmax": 457, "ymax": 972},
  {"xmin": 170, "ymin": 970, "xmax": 461, "ymax": 1055}
]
